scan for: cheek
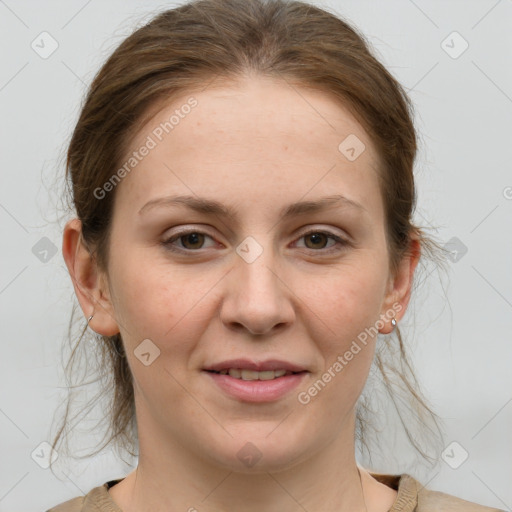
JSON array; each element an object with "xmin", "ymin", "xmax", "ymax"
[
  {"xmin": 296, "ymin": 264, "xmax": 385, "ymax": 391},
  {"xmin": 301, "ymin": 263, "xmax": 386, "ymax": 338},
  {"xmin": 108, "ymin": 258, "xmax": 211, "ymax": 402},
  {"xmin": 297, "ymin": 280, "xmax": 380, "ymax": 420},
  {"xmin": 109, "ymin": 250, "xmax": 217, "ymax": 349}
]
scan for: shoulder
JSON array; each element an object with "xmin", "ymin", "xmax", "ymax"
[
  {"xmin": 401, "ymin": 473, "xmax": 505, "ymax": 512},
  {"xmin": 370, "ymin": 472, "xmax": 505, "ymax": 512},
  {"xmin": 45, "ymin": 495, "xmax": 84, "ymax": 512},
  {"xmin": 45, "ymin": 478, "xmax": 123, "ymax": 512},
  {"xmin": 417, "ymin": 483, "xmax": 505, "ymax": 512}
]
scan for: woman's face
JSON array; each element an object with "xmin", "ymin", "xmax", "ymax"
[{"xmin": 97, "ymin": 74, "xmax": 410, "ymax": 471}]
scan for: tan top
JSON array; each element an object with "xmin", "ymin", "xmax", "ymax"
[{"xmin": 46, "ymin": 473, "xmax": 505, "ymax": 512}]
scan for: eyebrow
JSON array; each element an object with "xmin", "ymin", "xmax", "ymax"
[{"xmin": 138, "ymin": 194, "xmax": 367, "ymax": 219}]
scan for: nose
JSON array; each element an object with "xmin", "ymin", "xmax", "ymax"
[{"xmin": 219, "ymin": 241, "xmax": 295, "ymax": 337}]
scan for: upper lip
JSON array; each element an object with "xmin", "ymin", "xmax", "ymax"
[{"xmin": 203, "ymin": 359, "xmax": 308, "ymax": 373}]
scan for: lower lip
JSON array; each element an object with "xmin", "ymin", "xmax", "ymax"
[{"xmin": 203, "ymin": 371, "xmax": 307, "ymax": 402}]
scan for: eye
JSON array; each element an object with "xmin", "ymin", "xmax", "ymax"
[
  {"xmin": 161, "ymin": 228, "xmax": 350, "ymax": 254},
  {"xmin": 294, "ymin": 230, "xmax": 350, "ymax": 252},
  {"xmin": 162, "ymin": 230, "xmax": 217, "ymax": 252}
]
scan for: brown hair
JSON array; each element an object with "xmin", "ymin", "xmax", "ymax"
[{"xmin": 51, "ymin": 0, "xmax": 447, "ymax": 473}]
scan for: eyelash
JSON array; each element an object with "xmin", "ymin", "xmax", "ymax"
[{"xmin": 161, "ymin": 229, "xmax": 350, "ymax": 254}]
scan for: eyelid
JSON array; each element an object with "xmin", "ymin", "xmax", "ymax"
[
  {"xmin": 292, "ymin": 228, "xmax": 351, "ymax": 252},
  {"xmin": 161, "ymin": 225, "xmax": 352, "ymax": 254},
  {"xmin": 162, "ymin": 227, "xmax": 219, "ymax": 252}
]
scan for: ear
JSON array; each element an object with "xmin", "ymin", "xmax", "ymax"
[
  {"xmin": 378, "ymin": 235, "xmax": 421, "ymax": 334},
  {"xmin": 62, "ymin": 218, "xmax": 120, "ymax": 336}
]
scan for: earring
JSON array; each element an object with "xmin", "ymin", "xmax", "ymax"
[
  {"xmin": 87, "ymin": 314, "xmax": 94, "ymax": 324},
  {"xmin": 391, "ymin": 316, "xmax": 397, "ymax": 328}
]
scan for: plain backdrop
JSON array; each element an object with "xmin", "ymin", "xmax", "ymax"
[{"xmin": 0, "ymin": 0, "xmax": 511, "ymax": 511}]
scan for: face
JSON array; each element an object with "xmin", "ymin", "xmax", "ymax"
[{"xmin": 96, "ymin": 74, "xmax": 404, "ymax": 472}]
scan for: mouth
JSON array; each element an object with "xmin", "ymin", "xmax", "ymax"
[
  {"xmin": 205, "ymin": 368, "xmax": 306, "ymax": 380},
  {"xmin": 203, "ymin": 368, "xmax": 308, "ymax": 402}
]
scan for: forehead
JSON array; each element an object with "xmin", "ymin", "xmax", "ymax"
[
  {"xmin": 115, "ymin": 74, "xmax": 383, "ymax": 220},
  {"xmin": 130, "ymin": 74, "xmax": 378, "ymax": 157}
]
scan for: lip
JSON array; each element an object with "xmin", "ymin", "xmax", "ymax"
[
  {"xmin": 204, "ymin": 370, "xmax": 308, "ymax": 402},
  {"xmin": 203, "ymin": 358, "xmax": 307, "ymax": 373}
]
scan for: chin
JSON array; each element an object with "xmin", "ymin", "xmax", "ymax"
[{"xmin": 202, "ymin": 432, "xmax": 311, "ymax": 474}]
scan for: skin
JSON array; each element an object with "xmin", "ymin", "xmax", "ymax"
[{"xmin": 63, "ymin": 73, "xmax": 420, "ymax": 512}]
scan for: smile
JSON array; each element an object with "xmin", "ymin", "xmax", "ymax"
[
  {"xmin": 203, "ymin": 370, "xmax": 308, "ymax": 402},
  {"xmin": 207, "ymin": 368, "xmax": 300, "ymax": 380}
]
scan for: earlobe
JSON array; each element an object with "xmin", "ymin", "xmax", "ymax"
[
  {"xmin": 62, "ymin": 218, "xmax": 120, "ymax": 336},
  {"xmin": 378, "ymin": 237, "xmax": 421, "ymax": 334}
]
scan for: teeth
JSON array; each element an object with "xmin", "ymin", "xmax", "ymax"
[{"xmin": 217, "ymin": 369, "xmax": 290, "ymax": 380}]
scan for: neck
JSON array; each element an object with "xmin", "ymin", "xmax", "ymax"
[{"xmin": 110, "ymin": 410, "xmax": 372, "ymax": 512}]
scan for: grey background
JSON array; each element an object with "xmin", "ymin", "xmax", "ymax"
[{"xmin": 0, "ymin": 0, "xmax": 511, "ymax": 510}]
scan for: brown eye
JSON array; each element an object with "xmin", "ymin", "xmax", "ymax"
[
  {"xmin": 180, "ymin": 232, "xmax": 205, "ymax": 250},
  {"xmin": 303, "ymin": 232, "xmax": 330, "ymax": 249},
  {"xmin": 295, "ymin": 230, "xmax": 350, "ymax": 253},
  {"xmin": 162, "ymin": 231, "xmax": 216, "ymax": 252}
]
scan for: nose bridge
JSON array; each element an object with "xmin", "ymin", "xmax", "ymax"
[
  {"xmin": 235, "ymin": 233, "xmax": 283, "ymax": 305},
  {"xmin": 220, "ymin": 233, "xmax": 294, "ymax": 335}
]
